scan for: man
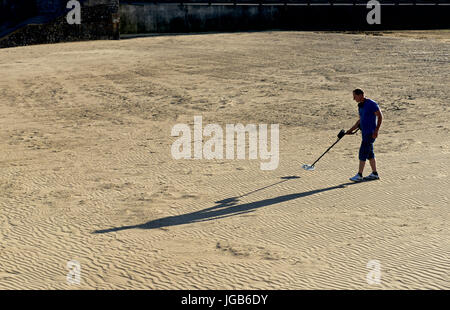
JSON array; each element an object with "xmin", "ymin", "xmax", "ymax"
[{"xmin": 346, "ymin": 89, "xmax": 383, "ymax": 182}]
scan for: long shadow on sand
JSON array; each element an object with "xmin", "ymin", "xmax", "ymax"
[{"xmin": 94, "ymin": 177, "xmax": 359, "ymax": 234}]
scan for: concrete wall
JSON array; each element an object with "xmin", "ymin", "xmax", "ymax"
[
  {"xmin": 120, "ymin": 3, "xmax": 284, "ymax": 34},
  {"xmin": 120, "ymin": 2, "xmax": 450, "ymax": 34},
  {"xmin": 1, "ymin": 1, "xmax": 449, "ymax": 48},
  {"xmin": 0, "ymin": 0, "xmax": 120, "ymax": 48},
  {"xmin": 0, "ymin": 0, "xmax": 36, "ymax": 29},
  {"xmin": 35, "ymin": 0, "xmax": 64, "ymax": 13}
]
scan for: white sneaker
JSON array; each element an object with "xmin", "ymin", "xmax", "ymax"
[
  {"xmin": 349, "ymin": 173, "xmax": 363, "ymax": 182},
  {"xmin": 364, "ymin": 173, "xmax": 380, "ymax": 180}
]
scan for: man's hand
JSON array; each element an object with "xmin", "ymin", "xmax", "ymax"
[
  {"xmin": 372, "ymin": 129, "xmax": 378, "ymax": 139},
  {"xmin": 347, "ymin": 120, "xmax": 360, "ymax": 135}
]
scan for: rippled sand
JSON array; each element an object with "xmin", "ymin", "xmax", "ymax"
[{"xmin": 0, "ymin": 30, "xmax": 449, "ymax": 289}]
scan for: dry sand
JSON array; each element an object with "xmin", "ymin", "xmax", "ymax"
[{"xmin": 0, "ymin": 30, "xmax": 449, "ymax": 289}]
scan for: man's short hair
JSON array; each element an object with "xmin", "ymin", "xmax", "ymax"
[{"xmin": 353, "ymin": 89, "xmax": 364, "ymax": 95}]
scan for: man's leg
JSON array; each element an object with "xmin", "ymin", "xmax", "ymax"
[
  {"xmin": 350, "ymin": 136, "xmax": 370, "ymax": 181},
  {"xmin": 369, "ymin": 158, "xmax": 377, "ymax": 173},
  {"xmin": 350, "ymin": 160, "xmax": 365, "ymax": 181},
  {"xmin": 358, "ymin": 137, "xmax": 370, "ymax": 175},
  {"xmin": 359, "ymin": 160, "xmax": 366, "ymax": 175},
  {"xmin": 365, "ymin": 137, "xmax": 380, "ymax": 179}
]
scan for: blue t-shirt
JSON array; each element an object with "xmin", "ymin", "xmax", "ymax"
[{"xmin": 358, "ymin": 98, "xmax": 380, "ymax": 136}]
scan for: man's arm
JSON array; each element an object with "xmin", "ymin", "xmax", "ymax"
[
  {"xmin": 346, "ymin": 119, "xmax": 360, "ymax": 135},
  {"xmin": 372, "ymin": 110, "xmax": 382, "ymax": 138}
]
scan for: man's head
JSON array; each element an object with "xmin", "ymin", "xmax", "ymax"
[{"xmin": 353, "ymin": 89, "xmax": 365, "ymax": 103}]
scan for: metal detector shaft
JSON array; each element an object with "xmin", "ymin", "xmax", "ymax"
[
  {"xmin": 310, "ymin": 137, "xmax": 343, "ymax": 167},
  {"xmin": 303, "ymin": 128, "xmax": 359, "ymax": 170}
]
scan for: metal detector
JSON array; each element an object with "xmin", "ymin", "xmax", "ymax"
[{"xmin": 302, "ymin": 128, "xmax": 357, "ymax": 171}]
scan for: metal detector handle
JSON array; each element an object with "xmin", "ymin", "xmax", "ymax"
[{"xmin": 345, "ymin": 127, "xmax": 360, "ymax": 136}]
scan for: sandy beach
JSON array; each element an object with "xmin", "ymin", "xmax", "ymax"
[{"xmin": 0, "ymin": 30, "xmax": 449, "ymax": 289}]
